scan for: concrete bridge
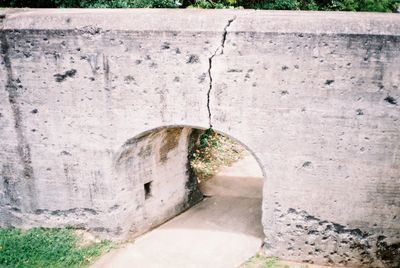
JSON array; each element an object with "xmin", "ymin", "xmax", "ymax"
[{"xmin": 0, "ymin": 9, "xmax": 399, "ymax": 267}]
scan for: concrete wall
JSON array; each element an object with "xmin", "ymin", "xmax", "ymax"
[
  {"xmin": 0, "ymin": 9, "xmax": 399, "ymax": 267},
  {"xmin": 113, "ymin": 127, "xmax": 202, "ymax": 238},
  {"xmin": 0, "ymin": 120, "xmax": 202, "ymax": 238}
]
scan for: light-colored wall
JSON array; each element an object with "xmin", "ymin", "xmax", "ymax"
[
  {"xmin": 0, "ymin": 9, "xmax": 399, "ymax": 267},
  {"xmin": 113, "ymin": 127, "xmax": 202, "ymax": 238}
]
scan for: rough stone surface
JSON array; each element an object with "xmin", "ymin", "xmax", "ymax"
[{"xmin": 0, "ymin": 9, "xmax": 399, "ymax": 267}]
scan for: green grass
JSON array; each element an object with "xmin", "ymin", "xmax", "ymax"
[
  {"xmin": 240, "ymin": 254, "xmax": 314, "ymax": 268},
  {"xmin": 0, "ymin": 227, "xmax": 112, "ymax": 268},
  {"xmin": 240, "ymin": 254, "xmax": 290, "ymax": 268}
]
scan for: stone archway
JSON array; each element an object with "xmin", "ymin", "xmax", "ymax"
[
  {"xmin": 112, "ymin": 125, "xmax": 266, "ymax": 242},
  {"xmin": 91, "ymin": 125, "xmax": 266, "ymax": 267}
]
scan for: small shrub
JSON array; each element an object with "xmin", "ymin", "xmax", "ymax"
[
  {"xmin": 248, "ymin": 0, "xmax": 300, "ymax": 10},
  {"xmin": 190, "ymin": 128, "xmax": 245, "ymax": 182},
  {"xmin": 332, "ymin": 0, "xmax": 397, "ymax": 11},
  {"xmin": 186, "ymin": 0, "xmax": 237, "ymax": 8},
  {"xmin": 298, "ymin": 0, "xmax": 319, "ymax": 9}
]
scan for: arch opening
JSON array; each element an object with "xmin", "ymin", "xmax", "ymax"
[{"xmin": 112, "ymin": 125, "xmax": 266, "ymax": 264}]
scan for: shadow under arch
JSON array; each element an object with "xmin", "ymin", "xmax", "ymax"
[{"xmin": 114, "ymin": 124, "xmax": 266, "ymax": 240}]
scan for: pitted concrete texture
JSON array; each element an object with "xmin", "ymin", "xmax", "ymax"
[{"xmin": 1, "ymin": 9, "xmax": 400, "ymax": 266}]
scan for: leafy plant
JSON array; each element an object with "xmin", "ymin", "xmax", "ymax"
[
  {"xmin": 186, "ymin": 0, "xmax": 237, "ymax": 8},
  {"xmin": 190, "ymin": 128, "xmax": 244, "ymax": 182},
  {"xmin": 247, "ymin": 0, "xmax": 300, "ymax": 10},
  {"xmin": 332, "ymin": 0, "xmax": 397, "ymax": 11},
  {"xmin": 239, "ymin": 0, "xmax": 398, "ymax": 11}
]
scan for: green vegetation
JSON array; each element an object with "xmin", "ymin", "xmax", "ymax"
[
  {"xmin": 0, "ymin": 0, "xmax": 177, "ymax": 8},
  {"xmin": 190, "ymin": 128, "xmax": 245, "ymax": 182},
  {"xmin": 0, "ymin": 227, "xmax": 112, "ymax": 268},
  {"xmin": 0, "ymin": 0, "xmax": 398, "ymax": 12},
  {"xmin": 240, "ymin": 255, "xmax": 290, "ymax": 268},
  {"xmin": 240, "ymin": 0, "xmax": 398, "ymax": 11},
  {"xmin": 240, "ymin": 254, "xmax": 315, "ymax": 268}
]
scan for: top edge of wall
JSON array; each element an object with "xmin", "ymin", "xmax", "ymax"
[{"xmin": 0, "ymin": 9, "xmax": 399, "ymax": 36}]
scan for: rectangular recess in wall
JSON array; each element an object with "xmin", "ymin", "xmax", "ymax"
[{"xmin": 144, "ymin": 181, "xmax": 152, "ymax": 200}]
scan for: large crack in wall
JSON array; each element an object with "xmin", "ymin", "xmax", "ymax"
[{"xmin": 207, "ymin": 16, "xmax": 236, "ymax": 128}]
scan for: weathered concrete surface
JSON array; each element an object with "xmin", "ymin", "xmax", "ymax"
[
  {"xmin": 111, "ymin": 127, "xmax": 202, "ymax": 238},
  {"xmin": 211, "ymin": 12, "xmax": 400, "ymax": 268},
  {"xmin": 0, "ymin": 9, "xmax": 399, "ymax": 267}
]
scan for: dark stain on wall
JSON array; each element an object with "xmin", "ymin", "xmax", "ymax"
[
  {"xmin": 161, "ymin": 42, "xmax": 170, "ymax": 50},
  {"xmin": 198, "ymin": 73, "xmax": 206, "ymax": 83},
  {"xmin": 325, "ymin": 79, "xmax": 335, "ymax": 85},
  {"xmin": 186, "ymin": 54, "xmax": 200, "ymax": 64},
  {"xmin": 0, "ymin": 32, "xmax": 37, "ymax": 212},
  {"xmin": 34, "ymin": 207, "xmax": 98, "ymax": 216},
  {"xmin": 138, "ymin": 144, "xmax": 152, "ymax": 159},
  {"xmin": 185, "ymin": 129, "xmax": 203, "ymax": 207},
  {"xmin": 103, "ymin": 54, "xmax": 111, "ymax": 91},
  {"xmin": 91, "ymin": 226, "xmax": 122, "ymax": 236},
  {"xmin": 159, "ymin": 128, "xmax": 182, "ymax": 163},
  {"xmin": 376, "ymin": 236, "xmax": 400, "ymax": 266},
  {"xmin": 1, "ymin": 164, "xmax": 20, "ymax": 208},
  {"xmin": 116, "ymin": 132, "xmax": 159, "ymax": 168},
  {"xmin": 53, "ymin": 69, "xmax": 77, "ymax": 82},
  {"xmin": 384, "ymin": 95, "xmax": 397, "ymax": 105}
]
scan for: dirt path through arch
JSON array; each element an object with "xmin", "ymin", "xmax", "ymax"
[{"xmin": 92, "ymin": 155, "xmax": 264, "ymax": 268}]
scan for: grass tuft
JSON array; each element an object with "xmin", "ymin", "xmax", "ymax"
[
  {"xmin": 240, "ymin": 254, "xmax": 290, "ymax": 268},
  {"xmin": 0, "ymin": 227, "xmax": 112, "ymax": 268}
]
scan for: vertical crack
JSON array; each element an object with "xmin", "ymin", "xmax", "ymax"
[
  {"xmin": 207, "ymin": 16, "xmax": 236, "ymax": 128},
  {"xmin": 207, "ymin": 57, "xmax": 214, "ymax": 128}
]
